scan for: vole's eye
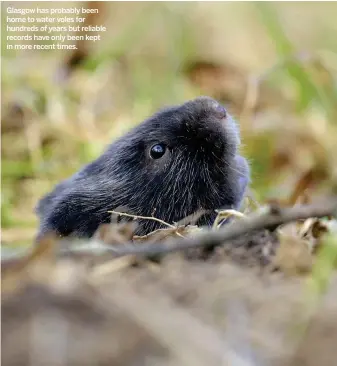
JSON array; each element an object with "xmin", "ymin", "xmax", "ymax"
[{"xmin": 149, "ymin": 143, "xmax": 166, "ymax": 159}]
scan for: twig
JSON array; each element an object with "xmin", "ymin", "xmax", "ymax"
[
  {"xmin": 65, "ymin": 200, "xmax": 337, "ymax": 258},
  {"xmin": 108, "ymin": 210, "xmax": 176, "ymax": 229},
  {"xmin": 108, "ymin": 210, "xmax": 185, "ymax": 238}
]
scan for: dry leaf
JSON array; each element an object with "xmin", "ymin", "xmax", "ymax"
[{"xmin": 273, "ymin": 230, "xmax": 314, "ymax": 275}]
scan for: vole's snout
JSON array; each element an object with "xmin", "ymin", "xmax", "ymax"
[
  {"xmin": 192, "ymin": 96, "xmax": 227, "ymax": 120},
  {"xmin": 212, "ymin": 102, "xmax": 227, "ymax": 120}
]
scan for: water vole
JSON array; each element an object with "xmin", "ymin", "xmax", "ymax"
[{"xmin": 36, "ymin": 96, "xmax": 249, "ymax": 238}]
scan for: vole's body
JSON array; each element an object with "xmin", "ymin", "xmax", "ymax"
[{"xmin": 36, "ymin": 97, "xmax": 249, "ymax": 238}]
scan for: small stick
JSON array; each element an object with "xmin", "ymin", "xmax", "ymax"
[
  {"xmin": 108, "ymin": 210, "xmax": 176, "ymax": 229},
  {"xmin": 108, "ymin": 210, "xmax": 185, "ymax": 238}
]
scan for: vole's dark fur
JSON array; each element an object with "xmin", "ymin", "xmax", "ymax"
[{"xmin": 36, "ymin": 97, "xmax": 250, "ymax": 238}]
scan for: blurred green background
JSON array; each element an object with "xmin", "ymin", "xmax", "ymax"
[{"xmin": 2, "ymin": 1, "xmax": 337, "ymax": 245}]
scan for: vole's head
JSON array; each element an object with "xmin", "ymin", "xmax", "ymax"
[{"xmin": 104, "ymin": 96, "xmax": 246, "ymax": 234}]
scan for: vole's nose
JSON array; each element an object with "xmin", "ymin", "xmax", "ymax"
[
  {"xmin": 212, "ymin": 102, "xmax": 227, "ymax": 119},
  {"xmin": 193, "ymin": 96, "xmax": 227, "ymax": 120}
]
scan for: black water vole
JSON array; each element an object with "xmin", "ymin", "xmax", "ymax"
[{"xmin": 36, "ymin": 97, "xmax": 249, "ymax": 238}]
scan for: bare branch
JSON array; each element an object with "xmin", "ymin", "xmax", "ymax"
[{"xmin": 62, "ymin": 200, "xmax": 337, "ymax": 258}]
